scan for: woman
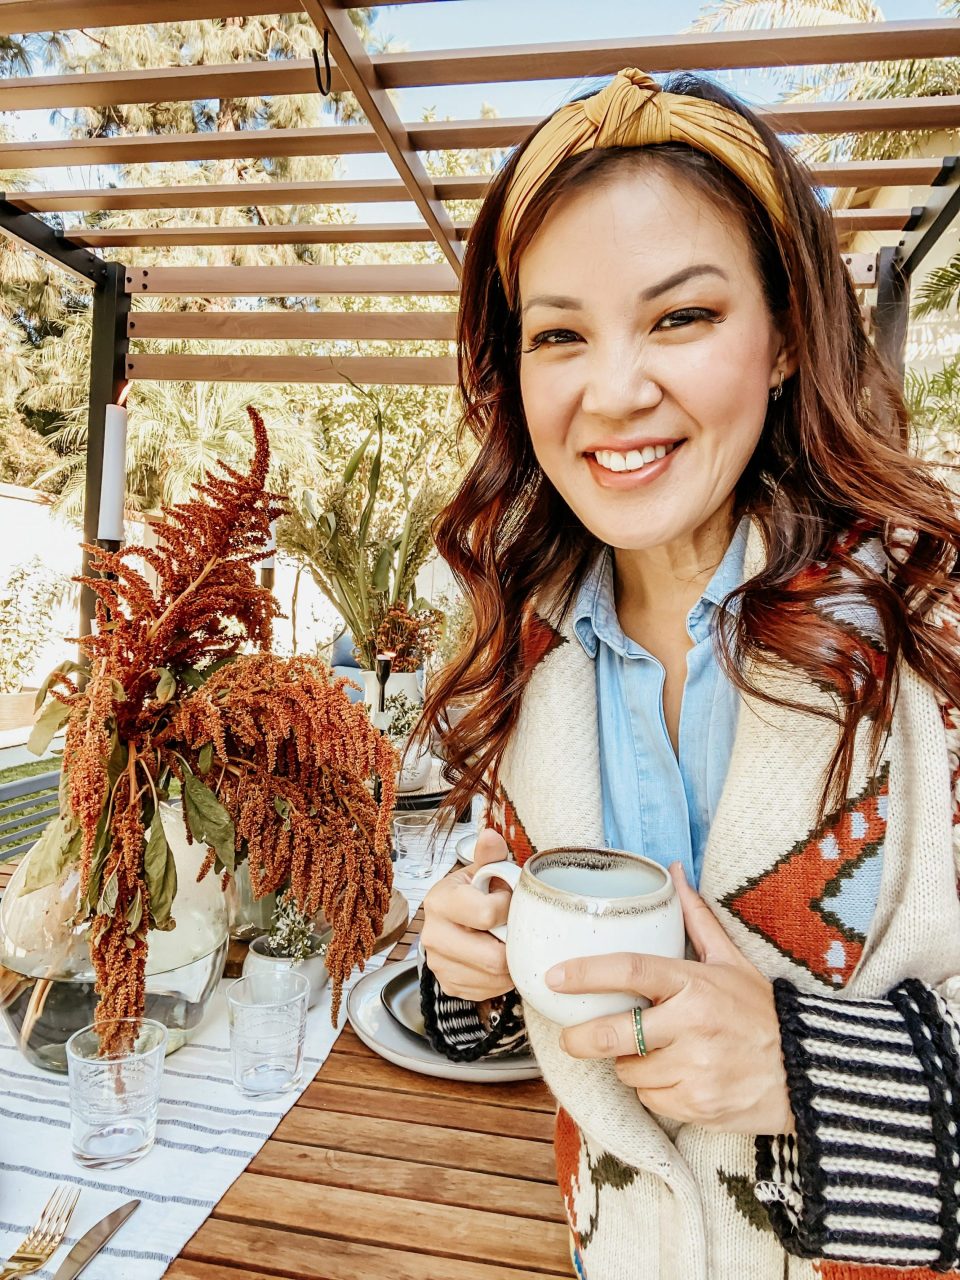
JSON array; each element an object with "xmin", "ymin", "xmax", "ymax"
[{"xmin": 418, "ymin": 68, "xmax": 960, "ymax": 1279}]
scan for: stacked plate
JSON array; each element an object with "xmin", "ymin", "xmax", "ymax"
[{"xmin": 346, "ymin": 955, "xmax": 540, "ymax": 1083}]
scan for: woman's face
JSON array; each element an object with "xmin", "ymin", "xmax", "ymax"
[{"xmin": 517, "ymin": 165, "xmax": 788, "ymax": 553}]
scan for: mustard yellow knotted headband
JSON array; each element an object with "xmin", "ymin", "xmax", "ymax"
[{"xmin": 496, "ymin": 68, "xmax": 786, "ymax": 298}]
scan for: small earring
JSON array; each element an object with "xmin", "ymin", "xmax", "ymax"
[{"xmin": 770, "ymin": 370, "xmax": 785, "ymax": 401}]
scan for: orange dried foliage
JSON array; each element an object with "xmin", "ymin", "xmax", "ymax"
[{"xmin": 47, "ymin": 407, "xmax": 395, "ymax": 1050}]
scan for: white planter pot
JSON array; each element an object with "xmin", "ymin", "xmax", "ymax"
[
  {"xmin": 241, "ymin": 931, "xmax": 331, "ymax": 1010},
  {"xmin": 396, "ymin": 740, "xmax": 433, "ymax": 793},
  {"xmin": 360, "ymin": 669, "xmax": 422, "ymax": 713}
]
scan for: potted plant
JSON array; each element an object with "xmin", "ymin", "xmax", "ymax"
[
  {"xmin": 242, "ymin": 888, "xmax": 331, "ymax": 1009},
  {"xmin": 0, "ymin": 408, "xmax": 397, "ymax": 1066},
  {"xmin": 381, "ymin": 689, "xmax": 431, "ymax": 792},
  {"xmin": 279, "ymin": 385, "xmax": 449, "ymax": 706}
]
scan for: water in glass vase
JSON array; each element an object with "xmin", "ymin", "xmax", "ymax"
[{"xmin": 1, "ymin": 939, "xmax": 227, "ymax": 1072}]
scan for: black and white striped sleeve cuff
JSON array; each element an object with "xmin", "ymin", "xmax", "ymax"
[
  {"xmin": 419, "ymin": 960, "xmax": 528, "ymax": 1062},
  {"xmin": 755, "ymin": 977, "xmax": 960, "ymax": 1272}
]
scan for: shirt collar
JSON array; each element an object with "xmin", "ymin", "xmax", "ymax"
[{"xmin": 573, "ymin": 515, "xmax": 750, "ymax": 659}]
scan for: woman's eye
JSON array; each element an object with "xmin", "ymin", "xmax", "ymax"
[
  {"xmin": 522, "ymin": 328, "xmax": 581, "ymax": 353},
  {"xmin": 656, "ymin": 307, "xmax": 720, "ymax": 331}
]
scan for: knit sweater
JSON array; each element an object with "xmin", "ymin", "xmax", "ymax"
[{"xmin": 421, "ymin": 523, "xmax": 960, "ymax": 1279}]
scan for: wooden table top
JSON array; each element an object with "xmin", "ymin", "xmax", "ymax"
[
  {"xmin": 168, "ymin": 910, "xmax": 571, "ymax": 1280},
  {"xmin": 0, "ymin": 856, "xmax": 571, "ymax": 1278}
]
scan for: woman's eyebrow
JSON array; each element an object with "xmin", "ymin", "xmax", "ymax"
[
  {"xmin": 521, "ymin": 294, "xmax": 582, "ymax": 315},
  {"xmin": 640, "ymin": 263, "xmax": 728, "ymax": 301}
]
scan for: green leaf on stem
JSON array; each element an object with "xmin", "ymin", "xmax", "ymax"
[
  {"xmin": 97, "ymin": 867, "xmax": 119, "ymax": 916},
  {"xmin": 145, "ymin": 814, "xmax": 177, "ymax": 930},
  {"xmin": 184, "ymin": 774, "xmax": 236, "ymax": 873},
  {"xmin": 198, "ymin": 743, "xmax": 214, "ymax": 775},
  {"xmin": 273, "ymin": 795, "xmax": 291, "ymax": 830},
  {"xmin": 125, "ymin": 888, "xmax": 143, "ymax": 936}
]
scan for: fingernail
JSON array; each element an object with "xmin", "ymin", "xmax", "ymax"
[{"xmin": 545, "ymin": 964, "xmax": 565, "ymax": 989}]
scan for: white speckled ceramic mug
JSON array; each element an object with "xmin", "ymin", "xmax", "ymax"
[{"xmin": 471, "ymin": 847, "xmax": 685, "ymax": 1027}]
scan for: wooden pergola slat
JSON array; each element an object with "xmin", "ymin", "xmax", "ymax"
[
  {"xmin": 299, "ymin": 0, "xmax": 462, "ymax": 276},
  {"xmin": 0, "ymin": 0, "xmax": 431, "ymax": 37},
  {"xmin": 71, "ymin": 208, "xmax": 912, "ymax": 248},
  {"xmin": 122, "ymin": 265, "xmax": 460, "ymax": 295},
  {"xmin": 3, "ymin": 99, "xmax": 957, "ymax": 170},
  {"xmin": 4, "ymin": 176, "xmax": 487, "ymax": 214},
  {"xmin": 3, "ymin": 22, "xmax": 959, "ymax": 110},
  {"xmin": 124, "ymin": 353, "xmax": 457, "ymax": 384},
  {"xmin": 4, "ymin": 160, "xmax": 944, "ymax": 217},
  {"xmin": 74, "ymin": 221, "xmax": 473, "ymax": 247},
  {"xmin": 126, "ymin": 311, "xmax": 457, "ymax": 340}
]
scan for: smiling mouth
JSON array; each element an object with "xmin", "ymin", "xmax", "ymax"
[{"xmin": 586, "ymin": 440, "xmax": 685, "ymax": 474}]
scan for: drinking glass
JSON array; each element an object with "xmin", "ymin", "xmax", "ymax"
[
  {"xmin": 392, "ymin": 813, "xmax": 444, "ymax": 879},
  {"xmin": 66, "ymin": 1017, "xmax": 167, "ymax": 1169},
  {"xmin": 227, "ymin": 969, "xmax": 309, "ymax": 1098}
]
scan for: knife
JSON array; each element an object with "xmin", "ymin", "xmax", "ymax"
[{"xmin": 52, "ymin": 1199, "xmax": 140, "ymax": 1280}]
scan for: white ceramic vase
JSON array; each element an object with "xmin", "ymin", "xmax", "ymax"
[
  {"xmin": 360, "ymin": 669, "xmax": 422, "ymax": 713},
  {"xmin": 241, "ymin": 931, "xmax": 331, "ymax": 1010},
  {"xmin": 396, "ymin": 739, "xmax": 433, "ymax": 792}
]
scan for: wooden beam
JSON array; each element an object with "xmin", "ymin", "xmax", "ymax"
[
  {"xmin": 5, "ymin": 160, "xmax": 942, "ymax": 217},
  {"xmin": 832, "ymin": 208, "xmax": 912, "ymax": 230},
  {"xmin": 127, "ymin": 310, "xmax": 457, "ymax": 340},
  {"xmin": 124, "ymin": 353, "xmax": 457, "ymax": 384},
  {"xmin": 299, "ymin": 0, "xmax": 462, "ymax": 277},
  {"xmin": 3, "ymin": 100, "xmax": 957, "ymax": 170},
  {"xmin": 73, "ymin": 221, "xmax": 472, "ymax": 247},
  {"xmin": 3, "ymin": 22, "xmax": 960, "ymax": 109},
  {"xmin": 122, "ymin": 264, "xmax": 460, "ymax": 295},
  {"xmin": 75, "ymin": 207, "xmax": 909, "ymax": 248},
  {"xmin": 0, "ymin": 0, "xmax": 434, "ymax": 36}
]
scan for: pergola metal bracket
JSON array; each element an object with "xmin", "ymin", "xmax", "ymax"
[
  {"xmin": 898, "ymin": 155, "xmax": 960, "ymax": 278},
  {"xmin": 0, "ymin": 196, "xmax": 108, "ymax": 286}
]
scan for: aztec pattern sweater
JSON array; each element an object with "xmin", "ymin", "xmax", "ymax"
[{"xmin": 421, "ymin": 523, "xmax": 960, "ymax": 1279}]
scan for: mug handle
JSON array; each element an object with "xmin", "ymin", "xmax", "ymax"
[{"xmin": 470, "ymin": 860, "xmax": 521, "ymax": 943}]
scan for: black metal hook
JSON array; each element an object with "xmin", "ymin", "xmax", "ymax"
[{"xmin": 311, "ymin": 29, "xmax": 332, "ymax": 96}]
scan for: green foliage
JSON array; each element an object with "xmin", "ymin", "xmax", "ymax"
[
  {"xmin": 280, "ymin": 385, "xmax": 452, "ymax": 668},
  {"xmin": 914, "ymin": 254, "xmax": 960, "ymax": 319},
  {"xmin": 263, "ymin": 887, "xmax": 323, "ymax": 961},
  {"xmin": 905, "ymin": 355, "xmax": 960, "ymax": 466},
  {"xmin": 0, "ymin": 559, "xmax": 72, "ymax": 695}
]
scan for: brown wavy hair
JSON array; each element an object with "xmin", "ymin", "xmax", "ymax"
[{"xmin": 421, "ymin": 71, "xmax": 960, "ymax": 820}]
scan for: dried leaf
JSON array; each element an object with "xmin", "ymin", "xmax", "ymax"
[
  {"xmin": 33, "ymin": 660, "xmax": 82, "ymax": 714},
  {"xmin": 27, "ymin": 698, "xmax": 72, "ymax": 757},
  {"xmin": 22, "ymin": 817, "xmax": 82, "ymax": 894},
  {"xmin": 125, "ymin": 888, "xmax": 143, "ymax": 936},
  {"xmin": 97, "ymin": 867, "xmax": 119, "ymax": 916},
  {"xmin": 155, "ymin": 668, "xmax": 176, "ymax": 704}
]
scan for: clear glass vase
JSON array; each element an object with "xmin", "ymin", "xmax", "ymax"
[
  {"xmin": 0, "ymin": 804, "xmax": 228, "ymax": 1073},
  {"xmin": 226, "ymin": 861, "xmax": 277, "ymax": 941}
]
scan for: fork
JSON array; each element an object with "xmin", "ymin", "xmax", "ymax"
[{"xmin": 0, "ymin": 1185, "xmax": 80, "ymax": 1278}]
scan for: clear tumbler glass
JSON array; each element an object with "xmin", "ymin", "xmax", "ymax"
[
  {"xmin": 66, "ymin": 1017, "xmax": 167, "ymax": 1169},
  {"xmin": 227, "ymin": 969, "xmax": 309, "ymax": 1098}
]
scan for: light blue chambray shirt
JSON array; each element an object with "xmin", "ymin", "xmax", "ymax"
[{"xmin": 572, "ymin": 518, "xmax": 749, "ymax": 889}]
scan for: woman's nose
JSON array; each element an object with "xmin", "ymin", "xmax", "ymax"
[{"xmin": 580, "ymin": 347, "xmax": 663, "ymax": 421}]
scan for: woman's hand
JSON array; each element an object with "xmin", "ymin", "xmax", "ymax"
[
  {"xmin": 420, "ymin": 828, "xmax": 515, "ymax": 1003},
  {"xmin": 550, "ymin": 864, "xmax": 794, "ymax": 1135}
]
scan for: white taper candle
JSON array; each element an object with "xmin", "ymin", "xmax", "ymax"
[{"xmin": 97, "ymin": 402, "xmax": 128, "ymax": 541}]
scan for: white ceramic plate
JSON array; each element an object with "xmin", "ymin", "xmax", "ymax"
[
  {"xmin": 456, "ymin": 832, "xmax": 477, "ymax": 865},
  {"xmin": 347, "ymin": 959, "xmax": 541, "ymax": 1083}
]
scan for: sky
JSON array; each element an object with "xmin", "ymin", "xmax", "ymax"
[{"xmin": 5, "ymin": 0, "xmax": 947, "ymax": 213}]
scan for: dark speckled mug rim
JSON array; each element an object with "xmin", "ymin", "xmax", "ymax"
[{"xmin": 521, "ymin": 846, "xmax": 674, "ymax": 916}]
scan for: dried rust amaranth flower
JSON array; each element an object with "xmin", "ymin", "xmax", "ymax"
[
  {"xmin": 37, "ymin": 406, "xmax": 395, "ymax": 1050},
  {"xmin": 165, "ymin": 654, "xmax": 396, "ymax": 1020},
  {"xmin": 374, "ymin": 601, "xmax": 443, "ymax": 673}
]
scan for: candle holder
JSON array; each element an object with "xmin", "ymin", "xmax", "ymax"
[{"xmin": 373, "ymin": 651, "xmax": 395, "ymax": 813}]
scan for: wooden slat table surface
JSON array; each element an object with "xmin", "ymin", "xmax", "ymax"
[
  {"xmin": 0, "ymin": 856, "xmax": 571, "ymax": 1278},
  {"xmin": 168, "ymin": 908, "xmax": 571, "ymax": 1280}
]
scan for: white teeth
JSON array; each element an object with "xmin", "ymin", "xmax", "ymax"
[{"xmin": 594, "ymin": 443, "xmax": 676, "ymax": 473}]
